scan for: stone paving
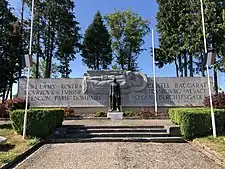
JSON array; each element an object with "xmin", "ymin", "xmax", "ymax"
[{"xmin": 14, "ymin": 142, "xmax": 224, "ymax": 169}]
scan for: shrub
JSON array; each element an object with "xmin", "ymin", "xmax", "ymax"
[
  {"xmin": 94, "ymin": 111, "xmax": 107, "ymax": 117},
  {"xmin": 123, "ymin": 111, "xmax": 136, "ymax": 117},
  {"xmin": 10, "ymin": 108, "xmax": 64, "ymax": 138},
  {"xmin": 169, "ymin": 108, "xmax": 225, "ymax": 139},
  {"xmin": 137, "ymin": 108, "xmax": 168, "ymax": 119},
  {"xmin": 64, "ymin": 107, "xmax": 75, "ymax": 117},
  {"xmin": 203, "ymin": 92, "xmax": 225, "ymax": 109},
  {"xmin": 0, "ymin": 103, "xmax": 9, "ymax": 118}
]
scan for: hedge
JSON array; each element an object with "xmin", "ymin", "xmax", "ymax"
[
  {"xmin": 169, "ymin": 108, "xmax": 225, "ymax": 139},
  {"xmin": 10, "ymin": 108, "xmax": 64, "ymax": 138}
]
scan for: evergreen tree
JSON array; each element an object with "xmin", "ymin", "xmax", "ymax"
[{"xmin": 81, "ymin": 11, "xmax": 112, "ymax": 70}]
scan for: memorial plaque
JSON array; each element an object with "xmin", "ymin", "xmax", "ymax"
[{"xmin": 18, "ymin": 71, "xmax": 212, "ymax": 107}]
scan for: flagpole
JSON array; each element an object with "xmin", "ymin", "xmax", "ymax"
[
  {"xmin": 200, "ymin": 0, "xmax": 216, "ymax": 137},
  {"xmin": 151, "ymin": 29, "xmax": 158, "ymax": 114},
  {"xmin": 23, "ymin": 0, "xmax": 35, "ymax": 139}
]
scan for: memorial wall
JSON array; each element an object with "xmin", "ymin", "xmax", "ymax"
[{"xmin": 18, "ymin": 71, "xmax": 212, "ymax": 108}]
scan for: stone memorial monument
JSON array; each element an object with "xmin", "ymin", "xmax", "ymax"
[{"xmin": 18, "ymin": 70, "xmax": 213, "ymax": 115}]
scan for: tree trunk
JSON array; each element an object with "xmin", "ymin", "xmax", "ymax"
[
  {"xmin": 19, "ymin": 0, "xmax": 25, "ymax": 78},
  {"xmin": 45, "ymin": 21, "xmax": 51, "ymax": 77},
  {"xmin": 178, "ymin": 55, "xmax": 183, "ymax": 77},
  {"xmin": 189, "ymin": 55, "xmax": 193, "ymax": 77},
  {"xmin": 36, "ymin": 21, "xmax": 40, "ymax": 78},
  {"xmin": 184, "ymin": 53, "xmax": 188, "ymax": 77},
  {"xmin": 47, "ymin": 30, "xmax": 55, "ymax": 78},
  {"xmin": 201, "ymin": 53, "xmax": 205, "ymax": 77},
  {"xmin": 45, "ymin": 9, "xmax": 51, "ymax": 78},
  {"xmin": 175, "ymin": 57, "xmax": 179, "ymax": 77},
  {"xmin": 214, "ymin": 65, "xmax": 218, "ymax": 94}
]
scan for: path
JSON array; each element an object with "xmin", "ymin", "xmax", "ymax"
[{"xmin": 14, "ymin": 142, "xmax": 223, "ymax": 169}]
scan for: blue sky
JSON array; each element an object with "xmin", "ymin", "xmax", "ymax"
[{"xmin": 8, "ymin": 0, "xmax": 225, "ymax": 90}]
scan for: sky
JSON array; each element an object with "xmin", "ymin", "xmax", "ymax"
[{"xmin": 8, "ymin": 0, "xmax": 225, "ymax": 91}]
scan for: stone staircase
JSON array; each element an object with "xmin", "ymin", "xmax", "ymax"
[{"xmin": 51, "ymin": 124, "xmax": 185, "ymax": 143}]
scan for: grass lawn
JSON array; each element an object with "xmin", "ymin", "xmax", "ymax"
[
  {"xmin": 0, "ymin": 123, "xmax": 40, "ymax": 167},
  {"xmin": 194, "ymin": 136, "xmax": 225, "ymax": 157}
]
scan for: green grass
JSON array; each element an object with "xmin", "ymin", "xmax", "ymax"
[
  {"xmin": 194, "ymin": 136, "xmax": 225, "ymax": 157},
  {"xmin": 0, "ymin": 124, "xmax": 40, "ymax": 167}
]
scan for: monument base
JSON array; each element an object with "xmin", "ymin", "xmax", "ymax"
[{"xmin": 107, "ymin": 112, "xmax": 123, "ymax": 120}]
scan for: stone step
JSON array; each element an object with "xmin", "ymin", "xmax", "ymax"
[
  {"xmin": 65, "ymin": 132, "xmax": 170, "ymax": 138},
  {"xmin": 65, "ymin": 125, "xmax": 165, "ymax": 129},
  {"xmin": 67, "ymin": 128, "xmax": 167, "ymax": 134},
  {"xmin": 50, "ymin": 137, "xmax": 185, "ymax": 143}
]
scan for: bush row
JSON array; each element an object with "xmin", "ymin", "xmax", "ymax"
[
  {"xmin": 169, "ymin": 108, "xmax": 225, "ymax": 139},
  {"xmin": 10, "ymin": 108, "xmax": 64, "ymax": 138}
]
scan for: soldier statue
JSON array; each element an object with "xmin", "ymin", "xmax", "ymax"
[{"xmin": 109, "ymin": 77, "xmax": 121, "ymax": 112}]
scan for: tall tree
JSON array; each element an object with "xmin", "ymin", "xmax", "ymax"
[
  {"xmin": 81, "ymin": 11, "xmax": 112, "ymax": 70},
  {"xmin": 105, "ymin": 9, "xmax": 150, "ymax": 71},
  {"xmin": 25, "ymin": 0, "xmax": 81, "ymax": 78},
  {"xmin": 0, "ymin": 0, "xmax": 22, "ymax": 102},
  {"xmin": 156, "ymin": 0, "xmax": 225, "ymax": 88},
  {"xmin": 30, "ymin": 58, "xmax": 59, "ymax": 78}
]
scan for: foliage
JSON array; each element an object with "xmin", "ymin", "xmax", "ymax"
[
  {"xmin": 0, "ymin": 103, "xmax": 9, "ymax": 118},
  {"xmin": 123, "ymin": 111, "xmax": 136, "ymax": 117},
  {"xmin": 94, "ymin": 111, "xmax": 107, "ymax": 117},
  {"xmin": 105, "ymin": 9, "xmax": 150, "ymax": 71},
  {"xmin": 64, "ymin": 107, "xmax": 75, "ymax": 117},
  {"xmin": 81, "ymin": 11, "xmax": 112, "ymax": 70},
  {"xmin": 156, "ymin": 0, "xmax": 225, "ymax": 81},
  {"xmin": 203, "ymin": 92, "xmax": 225, "ymax": 109},
  {"xmin": 137, "ymin": 108, "xmax": 168, "ymax": 119},
  {"xmin": 0, "ymin": 98, "xmax": 27, "ymax": 118},
  {"xmin": 0, "ymin": 0, "xmax": 23, "ymax": 102},
  {"xmin": 5, "ymin": 98, "xmax": 27, "ymax": 110},
  {"xmin": 30, "ymin": 58, "xmax": 60, "ymax": 78},
  {"xmin": 25, "ymin": 0, "xmax": 81, "ymax": 78},
  {"xmin": 169, "ymin": 108, "xmax": 225, "ymax": 139},
  {"xmin": 10, "ymin": 108, "xmax": 64, "ymax": 138}
]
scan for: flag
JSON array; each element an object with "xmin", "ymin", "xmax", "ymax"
[
  {"xmin": 206, "ymin": 52, "xmax": 216, "ymax": 66},
  {"xmin": 22, "ymin": 54, "xmax": 33, "ymax": 68}
]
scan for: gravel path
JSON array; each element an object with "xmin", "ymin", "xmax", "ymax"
[{"xmin": 14, "ymin": 142, "xmax": 224, "ymax": 169}]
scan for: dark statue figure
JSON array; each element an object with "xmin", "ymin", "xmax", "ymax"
[{"xmin": 109, "ymin": 77, "xmax": 121, "ymax": 112}]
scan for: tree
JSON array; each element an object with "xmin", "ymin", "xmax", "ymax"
[
  {"xmin": 81, "ymin": 11, "xmax": 112, "ymax": 70},
  {"xmin": 25, "ymin": 0, "xmax": 81, "ymax": 78},
  {"xmin": 105, "ymin": 9, "xmax": 150, "ymax": 71},
  {"xmin": 30, "ymin": 58, "xmax": 59, "ymax": 78},
  {"xmin": 0, "ymin": 0, "xmax": 22, "ymax": 102}
]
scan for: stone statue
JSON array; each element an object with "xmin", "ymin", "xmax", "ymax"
[
  {"xmin": 81, "ymin": 70, "xmax": 148, "ymax": 95},
  {"xmin": 109, "ymin": 77, "xmax": 121, "ymax": 112}
]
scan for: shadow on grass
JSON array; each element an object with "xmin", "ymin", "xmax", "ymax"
[
  {"xmin": 0, "ymin": 144, "xmax": 15, "ymax": 152},
  {"xmin": 0, "ymin": 124, "xmax": 12, "ymax": 130}
]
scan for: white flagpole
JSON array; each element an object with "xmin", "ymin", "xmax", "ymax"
[
  {"xmin": 23, "ymin": 0, "xmax": 35, "ymax": 139},
  {"xmin": 200, "ymin": 0, "xmax": 216, "ymax": 137},
  {"xmin": 152, "ymin": 29, "xmax": 158, "ymax": 114}
]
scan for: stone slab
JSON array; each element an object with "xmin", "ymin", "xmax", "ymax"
[
  {"xmin": 107, "ymin": 112, "xmax": 123, "ymax": 120},
  {"xmin": 0, "ymin": 136, "xmax": 7, "ymax": 144},
  {"xmin": 18, "ymin": 76, "xmax": 213, "ymax": 108}
]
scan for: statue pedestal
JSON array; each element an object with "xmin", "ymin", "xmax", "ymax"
[{"xmin": 107, "ymin": 112, "xmax": 123, "ymax": 120}]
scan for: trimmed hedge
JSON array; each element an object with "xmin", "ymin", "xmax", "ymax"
[
  {"xmin": 10, "ymin": 108, "xmax": 64, "ymax": 138},
  {"xmin": 169, "ymin": 108, "xmax": 225, "ymax": 139}
]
